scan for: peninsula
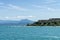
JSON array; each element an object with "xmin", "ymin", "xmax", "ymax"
[{"xmin": 27, "ymin": 18, "xmax": 60, "ymax": 26}]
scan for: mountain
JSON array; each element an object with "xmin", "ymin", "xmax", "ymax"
[
  {"xmin": 19, "ymin": 19, "xmax": 33, "ymax": 25},
  {"xmin": 0, "ymin": 19, "xmax": 33, "ymax": 26}
]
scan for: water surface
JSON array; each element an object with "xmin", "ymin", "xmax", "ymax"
[{"xmin": 0, "ymin": 26, "xmax": 60, "ymax": 40}]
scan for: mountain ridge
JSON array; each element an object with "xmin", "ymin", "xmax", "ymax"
[{"xmin": 0, "ymin": 19, "xmax": 33, "ymax": 26}]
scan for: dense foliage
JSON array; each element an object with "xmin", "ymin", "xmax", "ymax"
[{"xmin": 27, "ymin": 18, "xmax": 60, "ymax": 26}]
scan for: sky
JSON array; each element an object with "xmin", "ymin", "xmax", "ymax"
[{"xmin": 0, "ymin": 0, "xmax": 60, "ymax": 21}]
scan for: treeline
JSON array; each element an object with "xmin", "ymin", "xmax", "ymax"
[{"xmin": 27, "ymin": 18, "xmax": 60, "ymax": 26}]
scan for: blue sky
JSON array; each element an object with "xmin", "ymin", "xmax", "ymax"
[{"xmin": 0, "ymin": 0, "xmax": 60, "ymax": 21}]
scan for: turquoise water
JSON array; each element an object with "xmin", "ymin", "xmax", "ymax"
[{"xmin": 0, "ymin": 26, "xmax": 60, "ymax": 40}]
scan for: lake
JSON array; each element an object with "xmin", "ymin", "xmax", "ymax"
[{"xmin": 0, "ymin": 26, "xmax": 60, "ymax": 40}]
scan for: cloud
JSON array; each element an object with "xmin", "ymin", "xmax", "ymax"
[
  {"xmin": 45, "ymin": 0, "xmax": 57, "ymax": 3},
  {"xmin": 28, "ymin": 16, "xmax": 36, "ymax": 18},
  {"xmin": 32, "ymin": 5, "xmax": 41, "ymax": 8},
  {"xmin": 16, "ymin": 16, "xmax": 36, "ymax": 18},
  {"xmin": 0, "ymin": 3, "xmax": 27, "ymax": 11},
  {"xmin": 5, "ymin": 17, "xmax": 9, "ymax": 19},
  {"xmin": 32, "ymin": 5, "xmax": 55, "ymax": 11},
  {"xmin": 0, "ymin": 2, "xmax": 5, "ymax": 8},
  {"xmin": 0, "ymin": 16, "xmax": 36, "ymax": 20},
  {"xmin": 7, "ymin": 4, "xmax": 27, "ymax": 11},
  {"xmin": 0, "ymin": 3, "xmax": 4, "ymax": 5},
  {"xmin": 47, "ymin": 7, "xmax": 55, "ymax": 11}
]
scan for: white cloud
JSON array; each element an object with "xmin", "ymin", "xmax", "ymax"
[
  {"xmin": 32, "ymin": 5, "xmax": 55, "ymax": 11},
  {"xmin": 0, "ymin": 2, "xmax": 5, "ymax": 8},
  {"xmin": 32, "ymin": 5, "xmax": 41, "ymax": 8},
  {"xmin": 47, "ymin": 7, "xmax": 55, "ymax": 11},
  {"xmin": 45, "ymin": 0, "xmax": 57, "ymax": 3},
  {"xmin": 7, "ymin": 4, "xmax": 27, "ymax": 11},
  {"xmin": 0, "ymin": 16, "xmax": 36, "ymax": 20},
  {"xmin": 16, "ymin": 16, "xmax": 36, "ymax": 18},
  {"xmin": 0, "ymin": 3, "xmax": 4, "ymax": 5},
  {"xmin": 28, "ymin": 16, "xmax": 36, "ymax": 18},
  {"xmin": 5, "ymin": 17, "xmax": 9, "ymax": 19},
  {"xmin": 0, "ymin": 3, "xmax": 27, "ymax": 11}
]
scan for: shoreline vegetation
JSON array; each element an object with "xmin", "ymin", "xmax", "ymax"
[{"xmin": 27, "ymin": 18, "xmax": 60, "ymax": 26}]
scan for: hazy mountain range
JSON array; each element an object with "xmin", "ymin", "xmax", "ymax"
[{"xmin": 0, "ymin": 19, "xmax": 33, "ymax": 26}]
